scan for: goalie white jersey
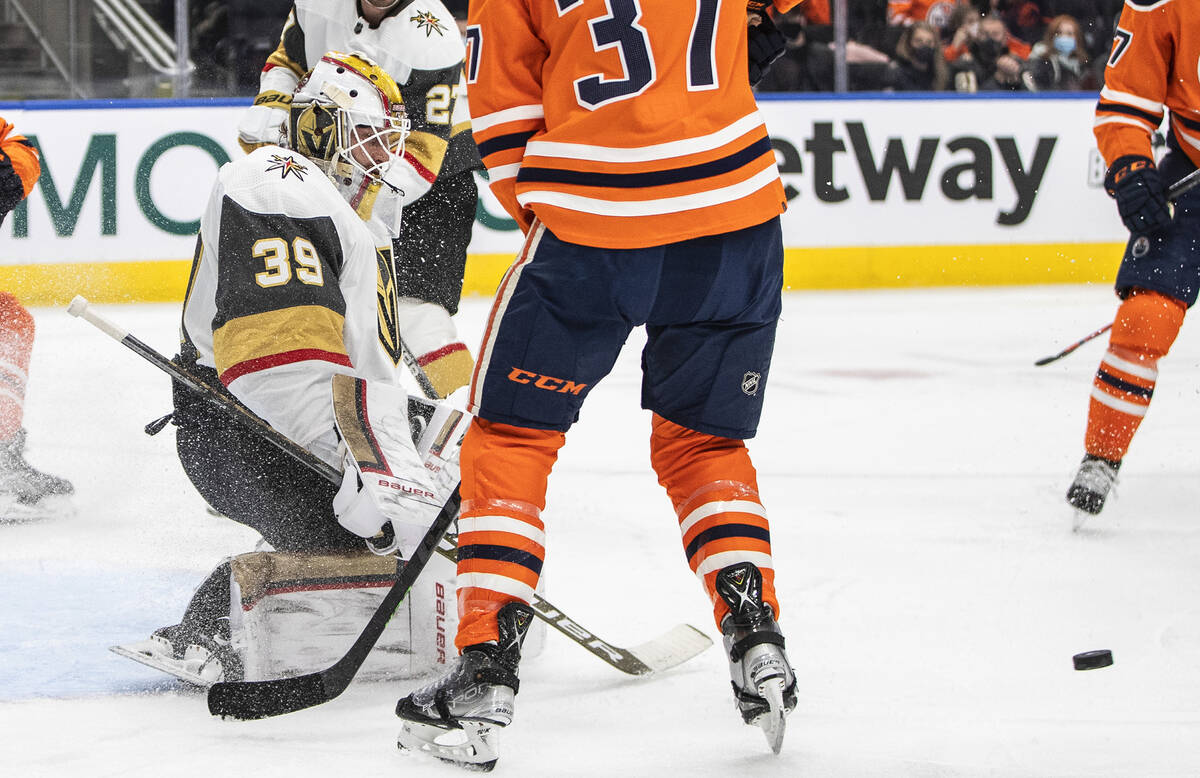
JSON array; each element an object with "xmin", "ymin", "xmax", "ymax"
[{"xmin": 182, "ymin": 145, "xmax": 411, "ymax": 465}]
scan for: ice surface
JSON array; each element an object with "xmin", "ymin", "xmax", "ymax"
[{"xmin": 2, "ymin": 286, "xmax": 1199, "ymax": 776}]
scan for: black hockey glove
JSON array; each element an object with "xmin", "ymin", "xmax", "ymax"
[
  {"xmin": 1104, "ymin": 155, "xmax": 1173, "ymax": 235},
  {"xmin": 747, "ymin": 12, "xmax": 787, "ymax": 86}
]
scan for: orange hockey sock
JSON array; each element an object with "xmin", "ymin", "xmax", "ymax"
[
  {"xmin": 1084, "ymin": 289, "xmax": 1185, "ymax": 462},
  {"xmin": 0, "ymin": 292, "xmax": 34, "ymax": 442},
  {"xmin": 455, "ymin": 418, "xmax": 564, "ymax": 650},
  {"xmin": 648, "ymin": 414, "xmax": 778, "ymax": 629}
]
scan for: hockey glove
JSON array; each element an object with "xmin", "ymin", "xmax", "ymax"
[
  {"xmin": 747, "ymin": 12, "xmax": 787, "ymax": 86},
  {"xmin": 331, "ymin": 376, "xmax": 466, "ymax": 558},
  {"xmin": 1105, "ymin": 155, "xmax": 1173, "ymax": 235},
  {"xmin": 235, "ymin": 65, "xmax": 301, "ymax": 154}
]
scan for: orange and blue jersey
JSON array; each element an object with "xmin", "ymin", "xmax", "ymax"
[
  {"xmin": 465, "ymin": 0, "xmax": 798, "ymax": 248},
  {"xmin": 1094, "ymin": 0, "xmax": 1200, "ymax": 170}
]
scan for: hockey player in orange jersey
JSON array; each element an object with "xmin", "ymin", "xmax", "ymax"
[
  {"xmin": 394, "ymin": 0, "xmax": 799, "ymax": 768},
  {"xmin": 1066, "ymin": 0, "xmax": 1200, "ymax": 522},
  {"xmin": 0, "ymin": 118, "xmax": 74, "ymax": 522}
]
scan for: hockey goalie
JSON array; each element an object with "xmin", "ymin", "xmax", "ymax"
[{"xmin": 113, "ymin": 51, "xmax": 540, "ymax": 686}]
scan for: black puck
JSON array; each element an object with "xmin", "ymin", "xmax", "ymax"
[{"xmin": 1073, "ymin": 649, "xmax": 1113, "ymax": 670}]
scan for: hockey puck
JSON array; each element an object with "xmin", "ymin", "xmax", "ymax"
[{"xmin": 1072, "ymin": 650, "xmax": 1113, "ymax": 671}]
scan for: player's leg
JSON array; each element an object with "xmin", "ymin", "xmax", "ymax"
[
  {"xmin": 1068, "ymin": 289, "xmax": 1185, "ymax": 514},
  {"xmin": 644, "ymin": 215, "xmax": 794, "ymax": 749},
  {"xmin": 397, "ymin": 221, "xmax": 655, "ymax": 767},
  {"xmin": 1068, "ymin": 163, "xmax": 1199, "ymax": 516},
  {"xmin": 0, "ymin": 292, "xmax": 73, "ymax": 517},
  {"xmin": 393, "ymin": 169, "xmax": 478, "ymax": 397}
]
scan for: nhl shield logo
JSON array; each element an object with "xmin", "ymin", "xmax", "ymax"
[{"xmin": 741, "ymin": 371, "xmax": 761, "ymax": 396}]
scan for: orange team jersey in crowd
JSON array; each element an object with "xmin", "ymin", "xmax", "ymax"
[
  {"xmin": 797, "ymin": 0, "xmax": 830, "ymax": 25},
  {"xmin": 887, "ymin": 0, "xmax": 966, "ymax": 29},
  {"xmin": 465, "ymin": 0, "xmax": 799, "ymax": 249},
  {"xmin": 1094, "ymin": 0, "xmax": 1200, "ymax": 170}
]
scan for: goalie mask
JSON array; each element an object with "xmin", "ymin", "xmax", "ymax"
[{"xmin": 287, "ymin": 52, "xmax": 411, "ymax": 237}]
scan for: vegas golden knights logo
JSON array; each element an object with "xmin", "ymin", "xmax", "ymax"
[
  {"xmin": 376, "ymin": 246, "xmax": 402, "ymax": 366},
  {"xmin": 292, "ymin": 103, "xmax": 338, "ymax": 162}
]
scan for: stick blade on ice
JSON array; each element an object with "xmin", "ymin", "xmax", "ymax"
[
  {"xmin": 207, "ymin": 674, "xmax": 332, "ymax": 720},
  {"xmin": 626, "ymin": 624, "xmax": 712, "ymax": 673}
]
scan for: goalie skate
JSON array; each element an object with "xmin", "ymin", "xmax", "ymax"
[
  {"xmin": 111, "ymin": 623, "xmax": 242, "ymax": 688},
  {"xmin": 396, "ymin": 602, "xmax": 533, "ymax": 772},
  {"xmin": 716, "ymin": 562, "xmax": 797, "ymax": 754}
]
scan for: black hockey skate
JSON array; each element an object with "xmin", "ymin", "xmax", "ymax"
[
  {"xmin": 0, "ymin": 429, "xmax": 73, "ymax": 522},
  {"xmin": 396, "ymin": 602, "xmax": 534, "ymax": 772},
  {"xmin": 1066, "ymin": 454, "xmax": 1120, "ymax": 528},
  {"xmin": 716, "ymin": 562, "xmax": 797, "ymax": 754}
]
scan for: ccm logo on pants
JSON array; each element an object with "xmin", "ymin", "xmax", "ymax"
[{"xmin": 507, "ymin": 368, "xmax": 588, "ymax": 395}]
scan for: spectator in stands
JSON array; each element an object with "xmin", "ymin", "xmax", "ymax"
[
  {"xmin": 887, "ymin": 0, "xmax": 972, "ymax": 40},
  {"xmin": 946, "ymin": 13, "xmax": 1032, "ymax": 91},
  {"xmin": 755, "ymin": 9, "xmax": 836, "ymax": 92},
  {"xmin": 888, "ymin": 21, "xmax": 949, "ymax": 91},
  {"xmin": 1043, "ymin": 0, "xmax": 1115, "ymax": 62},
  {"xmin": 1025, "ymin": 14, "xmax": 1100, "ymax": 91},
  {"xmin": 756, "ymin": 7, "xmax": 894, "ymax": 92},
  {"xmin": 988, "ymin": 0, "xmax": 1046, "ymax": 45}
]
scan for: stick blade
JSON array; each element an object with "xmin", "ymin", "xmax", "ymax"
[
  {"xmin": 207, "ymin": 673, "xmax": 330, "ymax": 720},
  {"xmin": 626, "ymin": 624, "xmax": 713, "ymax": 673}
]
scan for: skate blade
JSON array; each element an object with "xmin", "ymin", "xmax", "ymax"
[
  {"xmin": 1071, "ymin": 508, "xmax": 1094, "ymax": 533},
  {"xmin": 109, "ymin": 643, "xmax": 215, "ymax": 688},
  {"xmin": 756, "ymin": 677, "xmax": 788, "ymax": 754},
  {"xmin": 0, "ymin": 494, "xmax": 74, "ymax": 524},
  {"xmin": 398, "ymin": 719, "xmax": 499, "ymax": 772}
]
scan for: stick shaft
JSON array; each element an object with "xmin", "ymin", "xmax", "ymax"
[{"xmin": 68, "ymin": 296, "xmax": 340, "ymax": 483}]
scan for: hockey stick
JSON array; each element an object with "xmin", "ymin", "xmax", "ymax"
[
  {"xmin": 431, "ymin": 535, "xmax": 710, "ymax": 676},
  {"xmin": 1033, "ymin": 323, "xmax": 1112, "ymax": 366},
  {"xmin": 207, "ymin": 489, "xmax": 461, "ymax": 719},
  {"xmin": 68, "ymin": 296, "xmax": 712, "ymax": 677},
  {"xmin": 1034, "ymin": 168, "xmax": 1200, "ymax": 367},
  {"xmin": 66, "ymin": 295, "xmax": 342, "ymax": 484},
  {"xmin": 397, "ymin": 332, "xmax": 440, "ymax": 399}
]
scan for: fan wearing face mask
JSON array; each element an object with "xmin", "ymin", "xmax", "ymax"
[
  {"xmin": 1025, "ymin": 14, "xmax": 1100, "ymax": 92},
  {"xmin": 889, "ymin": 21, "xmax": 950, "ymax": 91}
]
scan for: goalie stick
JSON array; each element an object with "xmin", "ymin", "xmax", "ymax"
[
  {"xmin": 68, "ymin": 297, "xmax": 712, "ymax": 681},
  {"xmin": 1035, "ymin": 167, "xmax": 1200, "ymax": 367}
]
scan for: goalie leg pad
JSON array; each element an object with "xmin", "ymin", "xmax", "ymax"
[{"xmin": 231, "ymin": 548, "xmax": 461, "ymax": 681}]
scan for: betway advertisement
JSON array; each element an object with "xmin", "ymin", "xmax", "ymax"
[{"xmin": 0, "ymin": 96, "xmax": 1122, "ymax": 289}]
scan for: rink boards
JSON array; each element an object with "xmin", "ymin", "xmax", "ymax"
[{"xmin": 0, "ymin": 94, "xmax": 1127, "ymax": 304}]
